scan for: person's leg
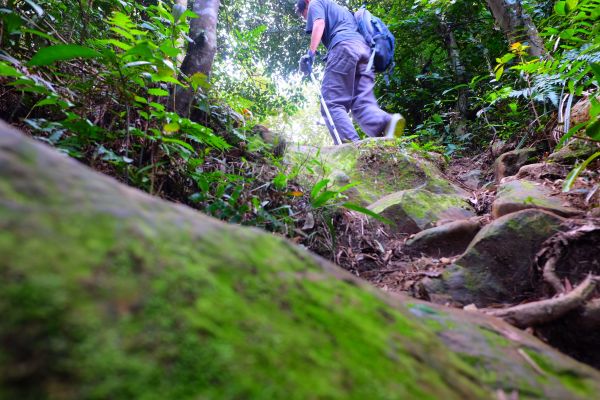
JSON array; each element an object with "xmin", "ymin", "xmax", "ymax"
[
  {"xmin": 321, "ymin": 43, "xmax": 360, "ymax": 144},
  {"xmin": 351, "ymin": 43, "xmax": 391, "ymax": 137}
]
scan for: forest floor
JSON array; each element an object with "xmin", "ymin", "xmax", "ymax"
[{"xmin": 321, "ymin": 144, "xmax": 600, "ymax": 369}]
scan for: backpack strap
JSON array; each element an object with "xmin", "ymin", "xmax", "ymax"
[{"xmin": 366, "ymin": 46, "xmax": 376, "ymax": 71}]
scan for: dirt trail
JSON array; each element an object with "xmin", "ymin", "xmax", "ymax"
[{"xmin": 329, "ymin": 149, "xmax": 600, "ymax": 368}]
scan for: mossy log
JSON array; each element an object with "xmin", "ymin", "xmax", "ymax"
[{"xmin": 1, "ymin": 121, "xmax": 599, "ymax": 399}]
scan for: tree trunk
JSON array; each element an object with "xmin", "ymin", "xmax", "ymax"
[
  {"xmin": 173, "ymin": 0, "xmax": 220, "ymax": 117},
  {"xmin": 486, "ymin": 0, "xmax": 545, "ymax": 57},
  {"xmin": 438, "ymin": 15, "xmax": 469, "ymax": 135}
]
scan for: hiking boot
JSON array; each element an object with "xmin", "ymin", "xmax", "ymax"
[{"xmin": 384, "ymin": 113, "xmax": 406, "ymax": 138}]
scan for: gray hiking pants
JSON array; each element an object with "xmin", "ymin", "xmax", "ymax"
[{"xmin": 321, "ymin": 40, "xmax": 391, "ymax": 144}]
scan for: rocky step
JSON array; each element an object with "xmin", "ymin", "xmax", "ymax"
[
  {"xmin": 492, "ymin": 179, "xmax": 581, "ymax": 219},
  {"xmin": 403, "ymin": 218, "xmax": 484, "ymax": 258},
  {"xmin": 422, "ymin": 209, "xmax": 565, "ymax": 307},
  {"xmin": 368, "ymin": 188, "xmax": 476, "ymax": 234}
]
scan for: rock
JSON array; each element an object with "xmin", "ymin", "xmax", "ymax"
[
  {"xmin": 289, "ymin": 139, "xmax": 467, "ymax": 205},
  {"xmin": 368, "ymin": 188, "xmax": 476, "ymax": 234},
  {"xmin": 404, "ymin": 218, "xmax": 483, "ymax": 257},
  {"xmin": 492, "ymin": 179, "xmax": 581, "ymax": 218},
  {"xmin": 491, "ymin": 139, "xmax": 508, "ymax": 157},
  {"xmin": 516, "ymin": 162, "xmax": 567, "ymax": 180},
  {"xmin": 2, "ymin": 122, "xmax": 600, "ymax": 399},
  {"xmin": 494, "ymin": 147, "xmax": 537, "ymax": 182},
  {"xmin": 424, "ymin": 209, "xmax": 565, "ymax": 307},
  {"xmin": 458, "ymin": 169, "xmax": 483, "ymax": 189},
  {"xmin": 253, "ymin": 124, "xmax": 287, "ymax": 157},
  {"xmin": 548, "ymin": 139, "xmax": 599, "ymax": 165}
]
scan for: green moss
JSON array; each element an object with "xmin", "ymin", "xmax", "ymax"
[
  {"xmin": 521, "ymin": 349, "xmax": 597, "ymax": 398},
  {"xmin": 2, "ymin": 129, "xmax": 600, "ymax": 400},
  {"xmin": 369, "ymin": 189, "xmax": 473, "ymax": 230}
]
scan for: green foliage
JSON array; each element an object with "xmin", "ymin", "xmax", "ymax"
[
  {"xmin": 563, "ymin": 151, "xmax": 600, "ymax": 191},
  {"xmin": 28, "ymin": 44, "xmax": 101, "ymax": 66}
]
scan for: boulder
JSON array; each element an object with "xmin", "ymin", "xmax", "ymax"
[
  {"xmin": 458, "ymin": 169, "xmax": 484, "ymax": 190},
  {"xmin": 368, "ymin": 188, "xmax": 476, "ymax": 234},
  {"xmin": 2, "ymin": 122, "xmax": 600, "ymax": 399},
  {"xmin": 492, "ymin": 179, "xmax": 580, "ymax": 219},
  {"xmin": 289, "ymin": 139, "xmax": 466, "ymax": 205},
  {"xmin": 494, "ymin": 148, "xmax": 537, "ymax": 182},
  {"xmin": 423, "ymin": 209, "xmax": 565, "ymax": 307},
  {"xmin": 548, "ymin": 139, "xmax": 599, "ymax": 165},
  {"xmin": 516, "ymin": 162, "xmax": 567, "ymax": 180},
  {"xmin": 404, "ymin": 218, "xmax": 483, "ymax": 257}
]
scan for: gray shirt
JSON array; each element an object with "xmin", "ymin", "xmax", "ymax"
[{"xmin": 305, "ymin": 0, "xmax": 364, "ymax": 50}]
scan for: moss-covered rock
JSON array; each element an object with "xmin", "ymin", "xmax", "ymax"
[
  {"xmin": 494, "ymin": 148, "xmax": 538, "ymax": 183},
  {"xmin": 492, "ymin": 179, "xmax": 580, "ymax": 218},
  {"xmin": 2, "ymin": 122, "xmax": 600, "ymax": 399},
  {"xmin": 404, "ymin": 218, "xmax": 483, "ymax": 257},
  {"xmin": 548, "ymin": 139, "xmax": 599, "ymax": 165},
  {"xmin": 423, "ymin": 210, "xmax": 565, "ymax": 307},
  {"xmin": 289, "ymin": 139, "xmax": 465, "ymax": 205},
  {"xmin": 368, "ymin": 189, "xmax": 475, "ymax": 233}
]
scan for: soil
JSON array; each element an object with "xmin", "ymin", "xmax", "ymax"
[{"xmin": 328, "ymin": 150, "xmax": 600, "ymax": 368}]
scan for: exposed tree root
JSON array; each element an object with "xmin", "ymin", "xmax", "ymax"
[
  {"xmin": 579, "ymin": 298, "xmax": 600, "ymax": 330},
  {"xmin": 483, "ymin": 275, "xmax": 598, "ymax": 328},
  {"xmin": 536, "ymin": 223, "xmax": 600, "ymax": 294},
  {"xmin": 541, "ymin": 254, "xmax": 565, "ymax": 295}
]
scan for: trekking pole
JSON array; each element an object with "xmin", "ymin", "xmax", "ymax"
[{"xmin": 309, "ymin": 72, "xmax": 343, "ymax": 145}]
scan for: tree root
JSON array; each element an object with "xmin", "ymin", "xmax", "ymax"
[
  {"xmin": 536, "ymin": 223, "xmax": 600, "ymax": 293},
  {"xmin": 579, "ymin": 298, "xmax": 600, "ymax": 330},
  {"xmin": 484, "ymin": 275, "xmax": 598, "ymax": 328}
]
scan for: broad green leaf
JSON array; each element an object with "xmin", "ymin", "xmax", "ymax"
[
  {"xmin": 21, "ymin": 28, "xmax": 58, "ymax": 42},
  {"xmin": 148, "ymin": 88, "xmax": 169, "ymax": 96},
  {"xmin": 152, "ymin": 75, "xmax": 183, "ymax": 86},
  {"xmin": 159, "ymin": 42, "xmax": 179, "ymax": 58},
  {"xmin": 149, "ymin": 102, "xmax": 165, "ymax": 111},
  {"xmin": 134, "ymin": 95, "xmax": 148, "ymax": 104},
  {"xmin": 495, "ymin": 66, "xmax": 504, "ymax": 81},
  {"xmin": 590, "ymin": 97, "xmax": 600, "ymax": 119},
  {"xmin": 28, "ymin": 45, "xmax": 102, "ymax": 66},
  {"xmin": 163, "ymin": 121, "xmax": 180, "ymax": 133},
  {"xmin": 563, "ymin": 152, "xmax": 600, "ymax": 192},
  {"xmin": 161, "ymin": 137, "xmax": 194, "ymax": 152},
  {"xmin": 96, "ymin": 38, "xmax": 131, "ymax": 51},
  {"xmin": 310, "ymin": 179, "xmax": 329, "ymax": 201},
  {"xmin": 554, "ymin": 1, "xmax": 567, "ymax": 15},
  {"xmin": 190, "ymin": 72, "xmax": 210, "ymax": 90},
  {"xmin": 182, "ymin": 10, "xmax": 199, "ymax": 19},
  {"xmin": 590, "ymin": 63, "xmax": 600, "ymax": 84},
  {"xmin": 34, "ymin": 97, "xmax": 72, "ymax": 108},
  {"xmin": 342, "ymin": 203, "xmax": 393, "ymax": 225},
  {"xmin": 2, "ymin": 12, "xmax": 24, "ymax": 34},
  {"xmin": 336, "ymin": 181, "xmax": 359, "ymax": 193},
  {"xmin": 0, "ymin": 62, "xmax": 22, "ymax": 77},
  {"xmin": 124, "ymin": 41, "xmax": 156, "ymax": 59},
  {"xmin": 586, "ymin": 118, "xmax": 600, "ymax": 141},
  {"xmin": 566, "ymin": 0, "xmax": 579, "ymax": 12},
  {"xmin": 312, "ymin": 190, "xmax": 338, "ymax": 208}
]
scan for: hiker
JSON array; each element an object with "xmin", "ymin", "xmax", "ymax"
[{"xmin": 295, "ymin": 0, "xmax": 405, "ymax": 144}]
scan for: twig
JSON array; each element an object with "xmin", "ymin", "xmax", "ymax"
[
  {"xmin": 484, "ymin": 274, "xmax": 597, "ymax": 328},
  {"xmin": 517, "ymin": 348, "xmax": 545, "ymax": 375}
]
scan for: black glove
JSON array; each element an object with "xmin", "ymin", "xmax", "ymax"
[{"xmin": 299, "ymin": 50, "xmax": 315, "ymax": 75}]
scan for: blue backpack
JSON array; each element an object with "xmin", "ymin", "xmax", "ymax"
[{"xmin": 354, "ymin": 6, "xmax": 395, "ymax": 74}]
